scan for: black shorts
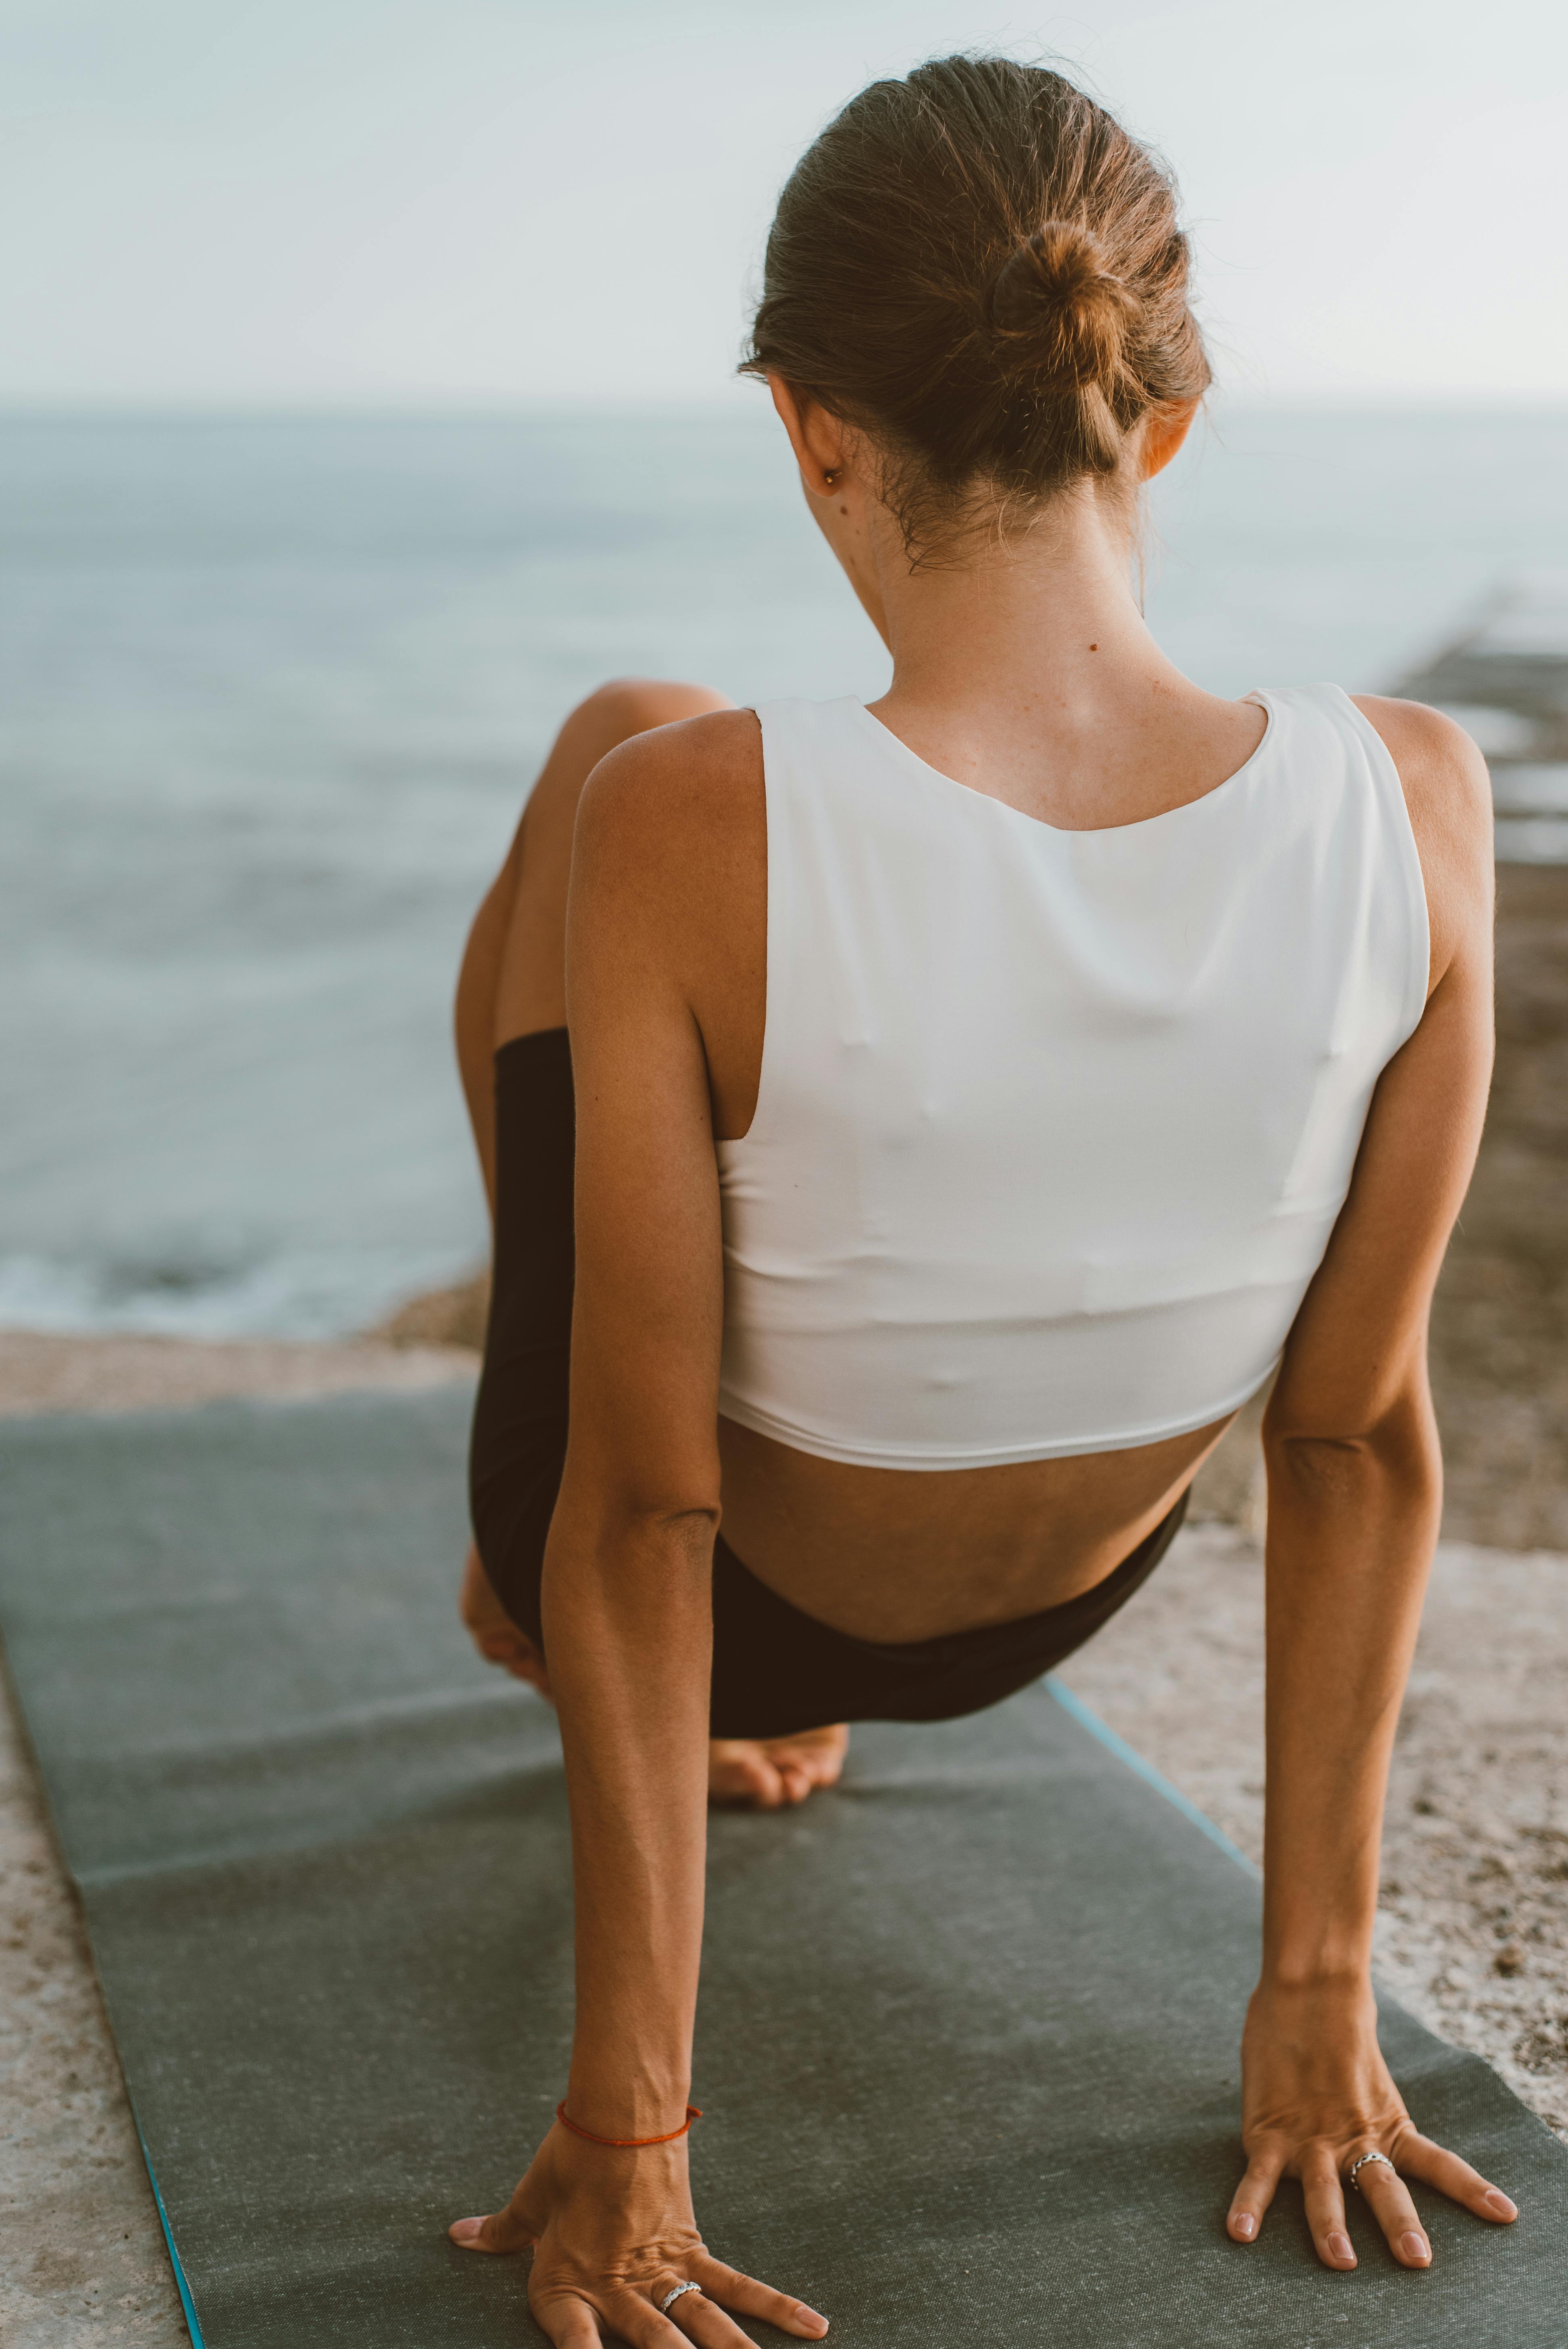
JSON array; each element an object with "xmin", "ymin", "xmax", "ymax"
[{"xmin": 468, "ymin": 1028, "xmax": 1185, "ymax": 1741}]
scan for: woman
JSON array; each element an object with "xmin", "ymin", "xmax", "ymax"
[{"xmin": 447, "ymin": 56, "xmax": 1514, "ymax": 2346}]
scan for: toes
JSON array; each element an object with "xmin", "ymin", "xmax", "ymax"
[
  {"xmin": 763, "ymin": 1727, "xmax": 850, "ymax": 1800},
  {"xmin": 789, "ymin": 1731, "xmax": 849, "ymax": 1789},
  {"xmin": 709, "ymin": 1729, "xmax": 850, "ymax": 1810},
  {"xmin": 473, "ymin": 1626, "xmax": 553, "ymax": 1696},
  {"xmin": 460, "ymin": 1548, "xmax": 553, "ymax": 1690},
  {"xmin": 486, "ymin": 1637, "xmax": 545, "ymax": 1681},
  {"xmin": 709, "ymin": 1744, "xmax": 787, "ymax": 1808}
]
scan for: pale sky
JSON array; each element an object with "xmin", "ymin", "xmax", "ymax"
[{"xmin": 3, "ymin": 0, "xmax": 1565, "ymax": 408}]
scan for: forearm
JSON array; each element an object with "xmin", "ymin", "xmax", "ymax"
[
  {"xmin": 1260, "ymin": 1394, "xmax": 1441, "ymax": 1987},
  {"xmin": 541, "ymin": 1492, "xmax": 716, "ymax": 2134}
]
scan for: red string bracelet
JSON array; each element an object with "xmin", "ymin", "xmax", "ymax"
[{"xmin": 555, "ymin": 2102, "xmax": 702, "ymax": 2148}]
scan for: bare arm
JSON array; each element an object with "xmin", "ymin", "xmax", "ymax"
[
  {"xmin": 1229, "ymin": 699, "xmax": 1515, "ymax": 2265},
  {"xmin": 450, "ymin": 721, "xmax": 826, "ymax": 2345},
  {"xmin": 548, "ymin": 753, "xmax": 724, "ymax": 2141}
]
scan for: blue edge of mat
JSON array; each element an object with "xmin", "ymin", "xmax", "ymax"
[
  {"xmin": 1047, "ymin": 1678, "xmax": 1261, "ymax": 1878},
  {"xmin": 132, "ymin": 2106, "xmax": 206, "ymax": 2347},
  {"xmin": 133, "ymin": 1676, "xmax": 1255, "ymax": 2347}
]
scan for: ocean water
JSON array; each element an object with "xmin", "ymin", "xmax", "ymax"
[{"xmin": 3, "ymin": 404, "xmax": 1565, "ymax": 1340}]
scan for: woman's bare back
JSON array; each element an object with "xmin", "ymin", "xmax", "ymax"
[
  {"xmin": 529, "ymin": 631, "xmax": 1303, "ymax": 1642},
  {"xmin": 539, "ymin": 632, "xmax": 1481, "ymax": 1646}
]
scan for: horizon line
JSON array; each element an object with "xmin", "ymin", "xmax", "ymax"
[{"xmin": 2, "ymin": 390, "xmax": 1566, "ymax": 425}]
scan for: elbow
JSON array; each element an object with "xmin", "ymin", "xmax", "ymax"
[
  {"xmin": 540, "ymin": 1487, "xmax": 720, "ymax": 1653},
  {"xmin": 1262, "ymin": 1386, "xmax": 1441, "ymax": 1516},
  {"xmin": 550, "ymin": 1460, "xmax": 722, "ymax": 1574}
]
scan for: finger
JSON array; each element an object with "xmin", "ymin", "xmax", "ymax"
[
  {"xmin": 695, "ymin": 2253, "xmax": 830, "ymax": 2336},
  {"xmin": 1227, "ymin": 2148, "xmax": 1284, "ymax": 2243},
  {"xmin": 604, "ymin": 2291, "xmax": 733, "ymax": 2349},
  {"xmin": 529, "ymin": 2293, "xmax": 604, "ymax": 2349},
  {"xmin": 448, "ymin": 2203, "xmax": 535, "ymax": 2255},
  {"xmin": 1300, "ymin": 2150, "xmax": 1357, "ymax": 2269},
  {"xmin": 1353, "ymin": 2157, "xmax": 1431, "ymax": 2267},
  {"xmin": 671, "ymin": 2289, "xmax": 759, "ymax": 2347},
  {"xmin": 1397, "ymin": 2130, "xmax": 1518, "ymax": 2222}
]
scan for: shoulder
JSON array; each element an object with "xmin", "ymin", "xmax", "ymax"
[
  {"xmin": 574, "ymin": 706, "xmax": 763, "ymax": 871},
  {"xmin": 567, "ymin": 707, "xmax": 767, "ymax": 1012},
  {"xmin": 1348, "ymin": 693, "xmax": 1492, "ymax": 864},
  {"xmin": 1349, "ymin": 693, "xmax": 1493, "ymax": 991}
]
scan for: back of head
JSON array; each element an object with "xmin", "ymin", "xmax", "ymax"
[{"xmin": 743, "ymin": 57, "xmax": 1210, "ymax": 553}]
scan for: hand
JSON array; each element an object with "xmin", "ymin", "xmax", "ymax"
[
  {"xmin": 1228, "ymin": 1978, "xmax": 1518, "ymax": 2269},
  {"xmin": 450, "ymin": 2118, "xmax": 829, "ymax": 2345}
]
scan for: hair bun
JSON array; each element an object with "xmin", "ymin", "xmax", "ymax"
[{"xmin": 987, "ymin": 221, "xmax": 1135, "ymax": 389}]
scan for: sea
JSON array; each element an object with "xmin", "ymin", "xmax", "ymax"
[{"xmin": 3, "ymin": 404, "xmax": 1565, "ymax": 1341}]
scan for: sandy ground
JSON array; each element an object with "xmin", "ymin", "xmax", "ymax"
[
  {"xmin": 1, "ymin": 1341, "xmax": 1564, "ymax": 2344},
  {"xmin": 0, "ymin": 1329, "xmax": 477, "ymax": 1421}
]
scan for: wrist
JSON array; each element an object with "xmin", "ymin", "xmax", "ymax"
[
  {"xmin": 1253, "ymin": 1962, "xmax": 1374, "ymax": 2007},
  {"xmin": 1260, "ymin": 1906, "xmax": 1375, "ymax": 1992},
  {"xmin": 564, "ymin": 2059, "xmax": 693, "ymax": 2143},
  {"xmin": 557, "ymin": 2096, "xmax": 700, "ymax": 2147}
]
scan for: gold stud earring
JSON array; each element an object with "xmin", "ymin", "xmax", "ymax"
[{"xmin": 823, "ymin": 467, "xmax": 840, "ymax": 489}]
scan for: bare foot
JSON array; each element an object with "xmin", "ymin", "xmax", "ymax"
[
  {"xmin": 460, "ymin": 1542, "xmax": 554, "ymax": 1699},
  {"xmin": 708, "ymin": 1722, "xmax": 850, "ymax": 1808},
  {"xmin": 460, "ymin": 1546, "xmax": 850, "ymax": 1807}
]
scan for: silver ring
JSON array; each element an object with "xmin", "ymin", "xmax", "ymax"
[
  {"xmin": 659, "ymin": 2280, "xmax": 702, "ymax": 2317},
  {"xmin": 1347, "ymin": 2150, "xmax": 1396, "ymax": 2194}
]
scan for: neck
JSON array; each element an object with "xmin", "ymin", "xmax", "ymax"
[
  {"xmin": 850, "ymin": 477, "xmax": 1262, "ymax": 824},
  {"xmin": 871, "ymin": 483, "xmax": 1175, "ymax": 723}
]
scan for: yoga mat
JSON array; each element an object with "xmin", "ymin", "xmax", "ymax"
[{"xmin": 1, "ymin": 1389, "xmax": 1563, "ymax": 2346}]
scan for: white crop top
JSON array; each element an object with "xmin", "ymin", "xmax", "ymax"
[{"xmin": 715, "ymin": 685, "xmax": 1429, "ymax": 1469}]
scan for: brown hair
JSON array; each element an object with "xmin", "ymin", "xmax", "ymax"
[{"xmin": 742, "ymin": 56, "xmax": 1210, "ymax": 552}]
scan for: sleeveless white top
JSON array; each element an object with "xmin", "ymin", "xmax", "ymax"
[{"xmin": 716, "ymin": 685, "xmax": 1429, "ymax": 1469}]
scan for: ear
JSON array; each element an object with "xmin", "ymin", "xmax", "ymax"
[
  {"xmin": 1139, "ymin": 398, "xmax": 1200, "ymax": 483},
  {"xmin": 768, "ymin": 375, "xmax": 852, "ymax": 498}
]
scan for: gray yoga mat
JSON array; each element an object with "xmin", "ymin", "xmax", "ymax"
[{"xmin": 0, "ymin": 1389, "xmax": 1563, "ymax": 2347}]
